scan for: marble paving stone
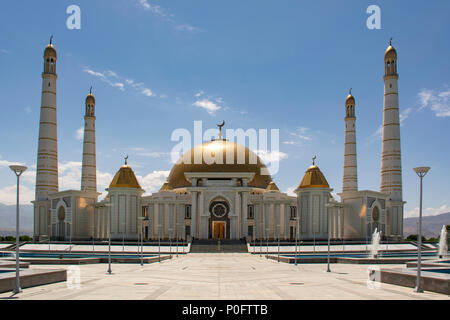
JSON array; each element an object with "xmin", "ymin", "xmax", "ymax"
[{"xmin": 0, "ymin": 253, "xmax": 448, "ymax": 300}]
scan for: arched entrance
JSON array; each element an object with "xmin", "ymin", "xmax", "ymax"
[
  {"xmin": 57, "ymin": 206, "xmax": 66, "ymax": 240},
  {"xmin": 208, "ymin": 198, "xmax": 230, "ymax": 239}
]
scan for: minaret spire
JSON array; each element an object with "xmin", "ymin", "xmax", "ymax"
[
  {"xmin": 380, "ymin": 39, "xmax": 404, "ymax": 239},
  {"xmin": 342, "ymin": 89, "xmax": 358, "ymax": 193},
  {"xmin": 81, "ymin": 88, "xmax": 97, "ymax": 192},
  {"xmin": 34, "ymin": 39, "xmax": 59, "ymax": 239}
]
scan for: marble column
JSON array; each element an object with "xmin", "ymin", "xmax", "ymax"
[
  {"xmin": 191, "ymin": 191, "xmax": 197, "ymax": 239},
  {"xmin": 242, "ymin": 192, "xmax": 248, "ymax": 239}
]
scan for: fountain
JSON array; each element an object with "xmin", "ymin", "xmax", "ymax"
[
  {"xmin": 438, "ymin": 225, "xmax": 448, "ymax": 259},
  {"xmin": 370, "ymin": 228, "xmax": 381, "ymax": 259}
]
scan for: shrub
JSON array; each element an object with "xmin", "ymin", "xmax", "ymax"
[
  {"xmin": 19, "ymin": 235, "xmax": 32, "ymax": 242},
  {"xmin": 405, "ymin": 234, "xmax": 426, "ymax": 242}
]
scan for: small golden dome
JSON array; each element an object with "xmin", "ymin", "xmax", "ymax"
[
  {"xmin": 384, "ymin": 39, "xmax": 397, "ymax": 60},
  {"xmin": 86, "ymin": 91, "xmax": 95, "ymax": 105},
  {"xmin": 159, "ymin": 182, "xmax": 173, "ymax": 192},
  {"xmin": 167, "ymin": 140, "xmax": 272, "ymax": 189},
  {"xmin": 44, "ymin": 44, "xmax": 57, "ymax": 59},
  {"xmin": 266, "ymin": 181, "xmax": 280, "ymax": 192},
  {"xmin": 109, "ymin": 165, "xmax": 142, "ymax": 189},
  {"xmin": 346, "ymin": 88, "xmax": 355, "ymax": 105},
  {"xmin": 297, "ymin": 164, "xmax": 329, "ymax": 190}
]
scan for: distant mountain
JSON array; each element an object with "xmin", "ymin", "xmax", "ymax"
[
  {"xmin": 0, "ymin": 203, "xmax": 33, "ymax": 236},
  {"xmin": 403, "ymin": 212, "xmax": 450, "ymax": 238}
]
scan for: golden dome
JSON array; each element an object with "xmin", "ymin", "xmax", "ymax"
[
  {"xmin": 167, "ymin": 140, "xmax": 272, "ymax": 189},
  {"xmin": 266, "ymin": 181, "xmax": 280, "ymax": 192},
  {"xmin": 109, "ymin": 165, "xmax": 142, "ymax": 189},
  {"xmin": 159, "ymin": 182, "xmax": 173, "ymax": 192},
  {"xmin": 44, "ymin": 44, "xmax": 57, "ymax": 59},
  {"xmin": 346, "ymin": 88, "xmax": 355, "ymax": 105},
  {"xmin": 86, "ymin": 89, "xmax": 95, "ymax": 105},
  {"xmin": 385, "ymin": 39, "xmax": 397, "ymax": 60},
  {"xmin": 297, "ymin": 164, "xmax": 329, "ymax": 189}
]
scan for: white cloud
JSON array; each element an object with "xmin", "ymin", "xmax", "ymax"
[
  {"xmin": 283, "ymin": 127, "xmax": 313, "ymax": 146},
  {"xmin": 400, "ymin": 107, "xmax": 412, "ymax": 125},
  {"xmin": 83, "ymin": 67, "xmax": 155, "ymax": 97},
  {"xmin": 76, "ymin": 127, "xmax": 84, "ymax": 141},
  {"xmin": 141, "ymin": 88, "xmax": 153, "ymax": 97},
  {"xmin": 405, "ymin": 204, "xmax": 450, "ymax": 218},
  {"xmin": 0, "ymin": 184, "xmax": 35, "ymax": 205},
  {"xmin": 0, "ymin": 159, "xmax": 25, "ymax": 168},
  {"xmin": 195, "ymin": 91, "xmax": 204, "ymax": 97},
  {"xmin": 136, "ymin": 170, "xmax": 170, "ymax": 194},
  {"xmin": 418, "ymin": 88, "xmax": 450, "ymax": 117},
  {"xmin": 24, "ymin": 107, "xmax": 32, "ymax": 114},
  {"xmin": 137, "ymin": 0, "xmax": 199, "ymax": 32},
  {"xmin": 193, "ymin": 99, "xmax": 222, "ymax": 115},
  {"xmin": 256, "ymin": 150, "xmax": 288, "ymax": 164},
  {"xmin": 285, "ymin": 186, "xmax": 297, "ymax": 197},
  {"xmin": 85, "ymin": 69, "xmax": 105, "ymax": 78}
]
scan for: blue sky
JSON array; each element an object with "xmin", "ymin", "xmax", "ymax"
[{"xmin": 0, "ymin": 0, "xmax": 449, "ymax": 219}]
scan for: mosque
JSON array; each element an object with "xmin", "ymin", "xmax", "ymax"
[{"xmin": 32, "ymin": 38, "xmax": 405, "ymax": 243}]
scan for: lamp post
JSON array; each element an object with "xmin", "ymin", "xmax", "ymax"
[
  {"xmin": 158, "ymin": 224, "xmax": 162, "ymax": 262},
  {"xmin": 413, "ymin": 166, "xmax": 430, "ymax": 293},
  {"xmin": 169, "ymin": 227, "xmax": 173, "ymax": 258},
  {"xmin": 176, "ymin": 222, "xmax": 179, "ymax": 258},
  {"xmin": 294, "ymin": 216, "xmax": 299, "ymax": 266},
  {"xmin": 9, "ymin": 165, "xmax": 27, "ymax": 295},
  {"xmin": 68, "ymin": 222, "xmax": 72, "ymax": 254},
  {"xmin": 277, "ymin": 224, "xmax": 280, "ymax": 263},
  {"xmin": 107, "ymin": 203, "xmax": 112, "ymax": 275},
  {"xmin": 327, "ymin": 208, "xmax": 331, "ymax": 273},
  {"xmin": 138, "ymin": 217, "xmax": 145, "ymax": 266},
  {"xmin": 266, "ymin": 227, "xmax": 269, "ymax": 259}
]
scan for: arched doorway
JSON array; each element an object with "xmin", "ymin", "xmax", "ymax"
[
  {"xmin": 208, "ymin": 198, "xmax": 230, "ymax": 239},
  {"xmin": 57, "ymin": 206, "xmax": 66, "ymax": 241}
]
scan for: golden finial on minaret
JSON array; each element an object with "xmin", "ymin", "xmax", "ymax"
[
  {"xmin": 125, "ymin": 155, "xmax": 129, "ymax": 166},
  {"xmin": 389, "ymin": 37, "xmax": 392, "ymax": 46},
  {"xmin": 50, "ymin": 35, "xmax": 53, "ymax": 45},
  {"xmin": 90, "ymin": 86, "xmax": 92, "ymax": 95},
  {"xmin": 312, "ymin": 155, "xmax": 317, "ymax": 166}
]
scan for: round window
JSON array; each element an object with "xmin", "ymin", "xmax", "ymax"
[{"xmin": 212, "ymin": 203, "xmax": 227, "ymax": 218}]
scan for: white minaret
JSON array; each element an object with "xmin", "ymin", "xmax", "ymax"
[
  {"xmin": 380, "ymin": 39, "xmax": 404, "ymax": 238},
  {"xmin": 81, "ymin": 88, "xmax": 97, "ymax": 192},
  {"xmin": 35, "ymin": 37, "xmax": 59, "ymax": 201},
  {"xmin": 342, "ymin": 89, "xmax": 358, "ymax": 193}
]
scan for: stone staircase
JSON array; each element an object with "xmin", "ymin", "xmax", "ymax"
[{"xmin": 190, "ymin": 239, "xmax": 248, "ymax": 253}]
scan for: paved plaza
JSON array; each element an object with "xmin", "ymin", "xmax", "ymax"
[{"xmin": 0, "ymin": 253, "xmax": 449, "ymax": 300}]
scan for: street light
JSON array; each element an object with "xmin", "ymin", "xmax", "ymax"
[
  {"xmin": 138, "ymin": 217, "xmax": 145, "ymax": 266},
  {"xmin": 266, "ymin": 227, "xmax": 269, "ymax": 259},
  {"xmin": 277, "ymin": 224, "xmax": 280, "ymax": 263},
  {"xmin": 169, "ymin": 228, "xmax": 173, "ymax": 258},
  {"xmin": 413, "ymin": 166, "xmax": 430, "ymax": 293},
  {"xmin": 9, "ymin": 165, "xmax": 27, "ymax": 295},
  {"xmin": 327, "ymin": 208, "xmax": 331, "ymax": 273},
  {"xmin": 176, "ymin": 222, "xmax": 179, "ymax": 258},
  {"xmin": 106, "ymin": 203, "xmax": 112, "ymax": 275},
  {"xmin": 294, "ymin": 216, "xmax": 299, "ymax": 266},
  {"xmin": 67, "ymin": 221, "xmax": 73, "ymax": 253},
  {"xmin": 158, "ymin": 224, "xmax": 162, "ymax": 262}
]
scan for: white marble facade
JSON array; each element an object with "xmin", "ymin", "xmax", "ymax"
[{"xmin": 32, "ymin": 39, "xmax": 406, "ymax": 242}]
